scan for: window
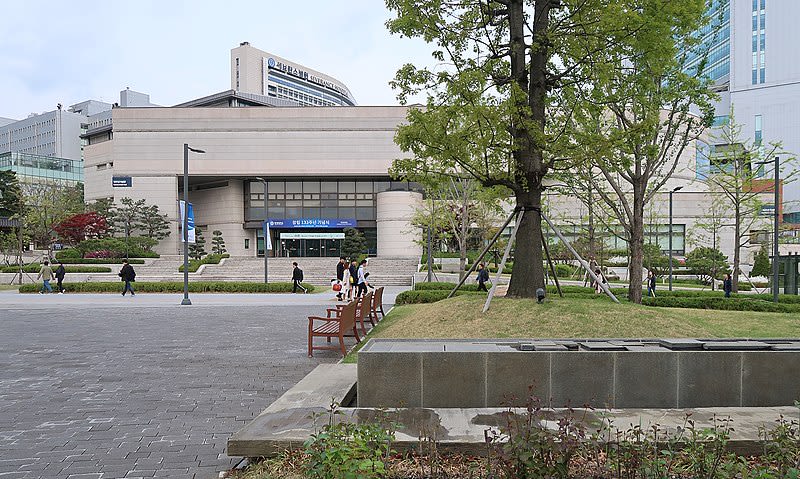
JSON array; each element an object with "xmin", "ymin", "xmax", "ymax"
[
  {"xmin": 755, "ymin": 115, "xmax": 763, "ymax": 146},
  {"xmin": 244, "ymin": 238, "xmax": 250, "ymax": 249}
]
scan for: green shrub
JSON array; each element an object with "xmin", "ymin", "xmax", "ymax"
[
  {"xmin": 55, "ymin": 258, "xmax": 145, "ymax": 265},
  {"xmin": 178, "ymin": 253, "xmax": 230, "ymax": 272},
  {"xmin": 55, "ymin": 248, "xmax": 82, "ymax": 260},
  {"xmin": 414, "ymin": 281, "xmax": 479, "ymax": 292},
  {"xmin": 641, "ymin": 296, "xmax": 800, "ymax": 313},
  {"xmin": 396, "ymin": 289, "xmax": 482, "ymax": 304},
  {"xmin": 1, "ymin": 264, "xmax": 111, "ymax": 273},
  {"xmin": 74, "ymin": 237, "xmax": 160, "ymax": 258},
  {"xmin": 19, "ymin": 281, "xmax": 315, "ymax": 294}
]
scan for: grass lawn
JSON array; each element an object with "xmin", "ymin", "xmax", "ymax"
[{"xmin": 347, "ymin": 294, "xmax": 800, "ymax": 358}]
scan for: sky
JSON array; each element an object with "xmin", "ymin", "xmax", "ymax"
[{"xmin": 0, "ymin": 0, "xmax": 436, "ymax": 120}]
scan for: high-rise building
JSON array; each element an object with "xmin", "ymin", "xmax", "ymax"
[
  {"xmin": 691, "ymin": 0, "xmax": 800, "ymax": 217},
  {"xmin": 231, "ymin": 42, "xmax": 357, "ymax": 106}
]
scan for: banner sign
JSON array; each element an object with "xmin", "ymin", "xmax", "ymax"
[
  {"xmin": 268, "ymin": 218, "xmax": 356, "ymax": 229},
  {"xmin": 178, "ymin": 200, "xmax": 195, "ymax": 244},
  {"xmin": 263, "ymin": 220, "xmax": 273, "ymax": 250},
  {"xmin": 112, "ymin": 176, "xmax": 132, "ymax": 187},
  {"xmin": 280, "ymin": 232, "xmax": 345, "ymax": 240}
]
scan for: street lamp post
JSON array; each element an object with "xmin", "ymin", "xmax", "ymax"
[
  {"xmin": 182, "ymin": 143, "xmax": 205, "ymax": 306},
  {"xmin": 255, "ymin": 177, "xmax": 269, "ymax": 283},
  {"xmin": 757, "ymin": 157, "xmax": 781, "ymax": 302},
  {"xmin": 668, "ymin": 186, "xmax": 683, "ymax": 291}
]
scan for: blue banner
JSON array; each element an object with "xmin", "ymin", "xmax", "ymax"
[{"xmin": 268, "ymin": 218, "xmax": 356, "ymax": 229}]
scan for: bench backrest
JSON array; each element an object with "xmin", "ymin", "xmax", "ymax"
[
  {"xmin": 339, "ymin": 300, "xmax": 357, "ymax": 333},
  {"xmin": 373, "ymin": 286, "xmax": 384, "ymax": 312},
  {"xmin": 360, "ymin": 291, "xmax": 373, "ymax": 320}
]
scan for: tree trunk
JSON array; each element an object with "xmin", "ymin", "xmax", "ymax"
[
  {"xmin": 732, "ymin": 203, "xmax": 741, "ymax": 293},
  {"xmin": 507, "ymin": 190, "xmax": 545, "ymax": 298},
  {"xmin": 628, "ymin": 185, "xmax": 646, "ymax": 304}
]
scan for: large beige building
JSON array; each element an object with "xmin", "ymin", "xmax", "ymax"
[{"xmin": 83, "ymin": 99, "xmax": 422, "ymax": 258}]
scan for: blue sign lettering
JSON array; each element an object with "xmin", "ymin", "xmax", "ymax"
[{"xmin": 268, "ymin": 218, "xmax": 356, "ymax": 229}]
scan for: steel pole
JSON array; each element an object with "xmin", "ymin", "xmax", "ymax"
[
  {"xmin": 268, "ymin": 178, "xmax": 269, "ymax": 284},
  {"xmin": 773, "ymin": 156, "xmax": 780, "ymax": 303},
  {"xmin": 669, "ymin": 191, "xmax": 674, "ymax": 291},
  {"xmin": 181, "ymin": 143, "xmax": 191, "ymax": 305}
]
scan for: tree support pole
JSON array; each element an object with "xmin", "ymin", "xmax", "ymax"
[
  {"xmin": 539, "ymin": 208, "xmax": 619, "ymax": 303},
  {"xmin": 540, "ymin": 225, "xmax": 563, "ymax": 297},
  {"xmin": 447, "ymin": 208, "xmax": 518, "ymax": 299},
  {"xmin": 483, "ymin": 210, "xmax": 523, "ymax": 313}
]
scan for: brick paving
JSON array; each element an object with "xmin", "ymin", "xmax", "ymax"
[{"xmin": 0, "ymin": 295, "xmax": 352, "ymax": 478}]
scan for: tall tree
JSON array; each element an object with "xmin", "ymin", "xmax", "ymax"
[
  {"xmin": 572, "ymin": 0, "xmax": 713, "ymax": 303},
  {"xmin": 87, "ymin": 198, "xmax": 116, "ymax": 237},
  {"xmin": 698, "ymin": 112, "xmax": 795, "ymax": 293},
  {"xmin": 53, "ymin": 212, "xmax": 109, "ymax": 245},
  {"xmin": 113, "ymin": 197, "xmax": 146, "ymax": 260},
  {"xmin": 139, "ymin": 204, "xmax": 171, "ymax": 241},
  {"xmin": 211, "ymin": 230, "xmax": 227, "ymax": 255},
  {"xmin": 341, "ymin": 227, "xmax": 367, "ymax": 261},
  {"xmin": 386, "ymin": 0, "xmax": 657, "ymax": 298},
  {"xmin": 21, "ymin": 182, "xmax": 85, "ymax": 250}
]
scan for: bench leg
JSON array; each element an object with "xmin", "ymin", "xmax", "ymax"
[
  {"xmin": 308, "ymin": 321, "xmax": 313, "ymax": 357},
  {"xmin": 338, "ymin": 333, "xmax": 347, "ymax": 357}
]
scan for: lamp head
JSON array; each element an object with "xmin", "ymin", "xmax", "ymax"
[
  {"xmin": 536, "ymin": 288, "xmax": 546, "ymax": 304},
  {"xmin": 672, "ymin": 186, "xmax": 683, "ymax": 193}
]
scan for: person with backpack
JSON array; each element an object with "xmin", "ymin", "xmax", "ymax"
[
  {"xmin": 119, "ymin": 260, "xmax": 136, "ymax": 296},
  {"xmin": 54, "ymin": 261, "xmax": 66, "ymax": 294},
  {"xmin": 356, "ymin": 259, "xmax": 370, "ymax": 297},
  {"xmin": 292, "ymin": 262, "xmax": 307, "ymax": 293}
]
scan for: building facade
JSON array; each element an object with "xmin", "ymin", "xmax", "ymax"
[
  {"xmin": 691, "ymin": 0, "xmax": 800, "ymax": 216},
  {"xmin": 83, "ymin": 103, "xmax": 422, "ymax": 258},
  {"xmin": 231, "ymin": 42, "xmax": 357, "ymax": 106}
]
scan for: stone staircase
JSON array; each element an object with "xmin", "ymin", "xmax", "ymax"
[
  {"xmin": 199, "ymin": 256, "xmax": 417, "ymax": 286},
  {"xmin": 0, "ymin": 255, "xmax": 418, "ymax": 285}
]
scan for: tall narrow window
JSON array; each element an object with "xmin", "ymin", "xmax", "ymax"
[{"xmin": 755, "ymin": 115, "xmax": 763, "ymax": 146}]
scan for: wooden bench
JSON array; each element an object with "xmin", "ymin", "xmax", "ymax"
[
  {"xmin": 332, "ymin": 290, "xmax": 374, "ymax": 336},
  {"xmin": 371, "ymin": 286, "xmax": 385, "ymax": 322},
  {"xmin": 308, "ymin": 299, "xmax": 359, "ymax": 357}
]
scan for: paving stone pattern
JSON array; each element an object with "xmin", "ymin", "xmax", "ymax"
[{"xmin": 0, "ymin": 302, "xmax": 339, "ymax": 478}]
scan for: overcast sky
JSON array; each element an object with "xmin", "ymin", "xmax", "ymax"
[{"xmin": 0, "ymin": 1, "xmax": 436, "ymax": 120}]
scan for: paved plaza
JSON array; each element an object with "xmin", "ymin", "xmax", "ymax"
[{"xmin": 0, "ymin": 289, "xmax": 401, "ymax": 478}]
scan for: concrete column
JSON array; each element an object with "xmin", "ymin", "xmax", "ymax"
[{"xmin": 376, "ymin": 191, "xmax": 422, "ymax": 257}]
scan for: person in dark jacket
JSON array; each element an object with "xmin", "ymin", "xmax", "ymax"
[
  {"xmin": 723, "ymin": 273, "xmax": 733, "ymax": 298},
  {"xmin": 292, "ymin": 262, "xmax": 307, "ymax": 293},
  {"xmin": 477, "ymin": 263, "xmax": 490, "ymax": 292},
  {"xmin": 54, "ymin": 262, "xmax": 66, "ymax": 294},
  {"xmin": 119, "ymin": 260, "xmax": 136, "ymax": 296},
  {"xmin": 335, "ymin": 257, "xmax": 346, "ymax": 300},
  {"xmin": 646, "ymin": 270, "xmax": 656, "ymax": 298},
  {"xmin": 348, "ymin": 259, "xmax": 358, "ymax": 299}
]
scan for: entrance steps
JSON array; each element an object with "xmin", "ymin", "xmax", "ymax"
[{"xmin": 200, "ymin": 256, "xmax": 418, "ymax": 286}]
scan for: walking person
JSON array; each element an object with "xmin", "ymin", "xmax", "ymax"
[
  {"xmin": 54, "ymin": 261, "xmax": 66, "ymax": 294},
  {"xmin": 593, "ymin": 268, "xmax": 606, "ymax": 294},
  {"xmin": 723, "ymin": 273, "xmax": 733, "ymax": 298},
  {"xmin": 292, "ymin": 262, "xmax": 307, "ymax": 293},
  {"xmin": 37, "ymin": 260, "xmax": 54, "ymax": 294},
  {"xmin": 646, "ymin": 270, "xmax": 656, "ymax": 298},
  {"xmin": 119, "ymin": 260, "xmax": 136, "ymax": 296},
  {"xmin": 348, "ymin": 259, "xmax": 358, "ymax": 299},
  {"xmin": 476, "ymin": 262, "xmax": 490, "ymax": 292},
  {"xmin": 356, "ymin": 259, "xmax": 370, "ymax": 298},
  {"xmin": 335, "ymin": 257, "xmax": 346, "ymax": 301}
]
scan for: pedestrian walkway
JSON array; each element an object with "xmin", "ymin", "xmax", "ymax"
[{"xmin": 0, "ymin": 288, "xmax": 405, "ymax": 478}]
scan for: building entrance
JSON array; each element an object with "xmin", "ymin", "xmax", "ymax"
[{"xmin": 257, "ymin": 229, "xmax": 343, "ymax": 257}]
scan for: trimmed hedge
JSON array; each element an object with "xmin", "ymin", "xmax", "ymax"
[
  {"xmin": 641, "ymin": 296, "xmax": 800, "ymax": 313},
  {"xmin": 19, "ymin": 281, "xmax": 315, "ymax": 294},
  {"xmin": 414, "ymin": 281, "xmax": 480, "ymax": 292},
  {"xmin": 396, "ymin": 289, "xmax": 481, "ymax": 304},
  {"xmin": 178, "ymin": 253, "xmax": 230, "ymax": 272},
  {"xmin": 60, "ymin": 258, "xmax": 146, "ymax": 265},
  {"xmin": 1, "ymin": 265, "xmax": 111, "ymax": 273}
]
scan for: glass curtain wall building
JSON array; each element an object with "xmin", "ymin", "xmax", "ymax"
[{"xmin": 687, "ymin": 0, "xmax": 800, "ymax": 218}]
